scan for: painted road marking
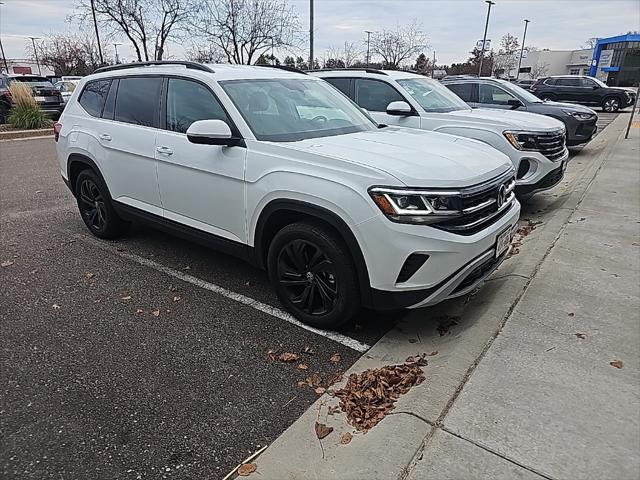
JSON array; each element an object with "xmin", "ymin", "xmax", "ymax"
[{"xmin": 75, "ymin": 234, "xmax": 371, "ymax": 352}]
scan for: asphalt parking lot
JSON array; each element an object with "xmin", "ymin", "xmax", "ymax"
[{"xmin": 0, "ymin": 111, "xmax": 621, "ymax": 479}]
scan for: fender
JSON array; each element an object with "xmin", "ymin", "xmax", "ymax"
[
  {"xmin": 253, "ymin": 199, "xmax": 373, "ymax": 307},
  {"xmin": 66, "ymin": 153, "xmax": 108, "ymax": 197}
]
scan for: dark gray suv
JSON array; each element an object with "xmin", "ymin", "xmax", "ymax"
[{"xmin": 443, "ymin": 77, "xmax": 598, "ymax": 146}]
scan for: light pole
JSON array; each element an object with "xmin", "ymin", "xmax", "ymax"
[
  {"xmin": 516, "ymin": 19, "xmax": 530, "ymax": 80},
  {"xmin": 478, "ymin": 0, "xmax": 495, "ymax": 77},
  {"xmin": 0, "ymin": 2, "xmax": 8, "ymax": 73},
  {"xmin": 90, "ymin": 0, "xmax": 104, "ymax": 64},
  {"xmin": 29, "ymin": 36, "xmax": 41, "ymax": 75},
  {"xmin": 308, "ymin": 0, "xmax": 314, "ymax": 70},
  {"xmin": 365, "ymin": 30, "xmax": 373, "ymax": 67},
  {"xmin": 113, "ymin": 43, "xmax": 121, "ymax": 64},
  {"xmin": 432, "ymin": 50, "xmax": 436, "ymax": 77}
]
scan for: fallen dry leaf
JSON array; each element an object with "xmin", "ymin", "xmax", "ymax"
[
  {"xmin": 575, "ymin": 333, "xmax": 587, "ymax": 339},
  {"xmin": 610, "ymin": 360, "xmax": 624, "ymax": 369},
  {"xmin": 328, "ymin": 405, "xmax": 340, "ymax": 415},
  {"xmin": 151, "ymin": 309, "xmax": 160, "ymax": 317},
  {"xmin": 330, "ymin": 353, "xmax": 342, "ymax": 363},
  {"xmin": 84, "ymin": 272, "xmax": 95, "ymax": 279},
  {"xmin": 298, "ymin": 363, "xmax": 309, "ymax": 370},
  {"xmin": 173, "ymin": 296, "xmax": 181, "ymax": 302},
  {"xmin": 428, "ymin": 351, "xmax": 439, "ymax": 356},
  {"xmin": 568, "ymin": 312, "xmax": 575, "ymax": 317},
  {"xmin": 1, "ymin": 260, "xmax": 15, "ymax": 267},
  {"xmin": 340, "ymin": 432, "xmax": 353, "ymax": 445},
  {"xmin": 302, "ymin": 346, "xmax": 315, "ymax": 355},
  {"xmin": 314, "ymin": 422, "xmax": 333, "ymax": 440},
  {"xmin": 183, "ymin": 266, "xmax": 191, "ymax": 271},
  {"xmin": 168, "ymin": 285, "xmax": 178, "ymax": 292},
  {"xmin": 136, "ymin": 309, "xmax": 144, "ymax": 315},
  {"xmin": 52, "ymin": 304, "xmax": 61, "ymax": 309},
  {"xmin": 315, "ymin": 387, "xmax": 326, "ymax": 395},
  {"xmin": 437, "ymin": 316, "xmax": 459, "ymax": 336},
  {"xmin": 326, "ymin": 372, "xmax": 343, "ymax": 387},
  {"xmin": 121, "ymin": 295, "xmax": 132, "ymax": 300},
  {"xmin": 278, "ymin": 352, "xmax": 300, "ymax": 362},
  {"xmin": 236, "ymin": 463, "xmax": 257, "ymax": 476}
]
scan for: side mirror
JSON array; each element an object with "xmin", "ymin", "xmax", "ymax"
[
  {"xmin": 592, "ymin": 85, "xmax": 599, "ymax": 90},
  {"xmin": 186, "ymin": 120, "xmax": 243, "ymax": 146},
  {"xmin": 507, "ymin": 98, "xmax": 523, "ymax": 109},
  {"xmin": 386, "ymin": 100, "xmax": 413, "ymax": 116}
]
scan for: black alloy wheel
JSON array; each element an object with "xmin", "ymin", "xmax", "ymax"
[
  {"xmin": 75, "ymin": 169, "xmax": 128, "ymax": 239},
  {"xmin": 79, "ymin": 177, "xmax": 107, "ymax": 231}
]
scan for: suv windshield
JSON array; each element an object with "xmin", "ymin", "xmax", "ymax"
[
  {"xmin": 497, "ymin": 80, "xmax": 543, "ymax": 103},
  {"xmin": 221, "ymin": 78, "xmax": 377, "ymax": 142},
  {"xmin": 397, "ymin": 77, "xmax": 470, "ymax": 113}
]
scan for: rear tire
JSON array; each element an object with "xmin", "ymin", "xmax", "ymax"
[
  {"xmin": 540, "ymin": 94, "xmax": 555, "ymax": 102},
  {"xmin": 75, "ymin": 169, "xmax": 129, "ymax": 239},
  {"xmin": 602, "ymin": 96, "xmax": 621, "ymax": 112},
  {"xmin": 267, "ymin": 221, "xmax": 360, "ymax": 329}
]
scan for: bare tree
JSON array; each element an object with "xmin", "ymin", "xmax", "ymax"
[
  {"xmin": 529, "ymin": 61, "xmax": 550, "ymax": 79},
  {"xmin": 325, "ymin": 42, "xmax": 361, "ymax": 67},
  {"xmin": 186, "ymin": 43, "xmax": 227, "ymax": 63},
  {"xmin": 76, "ymin": 0, "xmax": 193, "ymax": 61},
  {"xmin": 190, "ymin": 0, "xmax": 300, "ymax": 65},
  {"xmin": 369, "ymin": 21, "xmax": 427, "ymax": 69},
  {"xmin": 28, "ymin": 33, "xmax": 107, "ymax": 75},
  {"xmin": 581, "ymin": 37, "xmax": 598, "ymax": 49},
  {"xmin": 493, "ymin": 33, "xmax": 520, "ymax": 77}
]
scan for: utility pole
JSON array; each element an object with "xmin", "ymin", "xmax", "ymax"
[
  {"xmin": 90, "ymin": 0, "xmax": 104, "ymax": 65},
  {"xmin": 365, "ymin": 30, "xmax": 373, "ymax": 67},
  {"xmin": 478, "ymin": 0, "xmax": 495, "ymax": 77},
  {"xmin": 516, "ymin": 19, "xmax": 530, "ymax": 80},
  {"xmin": 432, "ymin": 50, "xmax": 436, "ymax": 77},
  {"xmin": 113, "ymin": 43, "xmax": 121, "ymax": 64},
  {"xmin": 0, "ymin": 2, "xmax": 8, "ymax": 73},
  {"xmin": 29, "ymin": 37, "xmax": 41, "ymax": 75},
  {"xmin": 308, "ymin": 0, "xmax": 314, "ymax": 70}
]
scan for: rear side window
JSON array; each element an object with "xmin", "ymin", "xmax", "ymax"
[
  {"xmin": 166, "ymin": 78, "xmax": 230, "ymax": 133},
  {"xmin": 446, "ymin": 82, "xmax": 475, "ymax": 102},
  {"xmin": 114, "ymin": 77, "xmax": 162, "ymax": 127},
  {"xmin": 325, "ymin": 78, "xmax": 351, "ymax": 97},
  {"xmin": 79, "ymin": 80, "xmax": 112, "ymax": 117},
  {"xmin": 355, "ymin": 79, "xmax": 404, "ymax": 112}
]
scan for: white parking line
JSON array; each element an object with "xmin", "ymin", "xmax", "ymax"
[{"xmin": 75, "ymin": 235, "xmax": 371, "ymax": 352}]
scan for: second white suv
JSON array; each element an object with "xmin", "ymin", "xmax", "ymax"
[
  {"xmin": 311, "ymin": 69, "xmax": 569, "ymax": 198},
  {"xmin": 55, "ymin": 62, "xmax": 520, "ymax": 328}
]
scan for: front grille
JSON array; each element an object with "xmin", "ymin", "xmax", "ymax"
[
  {"xmin": 535, "ymin": 130, "xmax": 567, "ymax": 161},
  {"xmin": 451, "ymin": 251, "xmax": 504, "ymax": 295},
  {"xmin": 433, "ymin": 172, "xmax": 516, "ymax": 236}
]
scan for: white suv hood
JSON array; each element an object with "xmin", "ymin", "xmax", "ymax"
[
  {"xmin": 290, "ymin": 127, "xmax": 513, "ymax": 188},
  {"xmin": 447, "ymin": 108, "xmax": 565, "ymax": 132}
]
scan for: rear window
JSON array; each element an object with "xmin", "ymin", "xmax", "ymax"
[
  {"xmin": 114, "ymin": 77, "xmax": 162, "ymax": 128},
  {"xmin": 9, "ymin": 76, "xmax": 50, "ymax": 83},
  {"xmin": 325, "ymin": 78, "xmax": 351, "ymax": 97},
  {"xmin": 79, "ymin": 79, "xmax": 112, "ymax": 117}
]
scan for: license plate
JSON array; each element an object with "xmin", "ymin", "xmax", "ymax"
[
  {"xmin": 35, "ymin": 96, "xmax": 46, "ymax": 102},
  {"xmin": 495, "ymin": 227, "xmax": 512, "ymax": 258}
]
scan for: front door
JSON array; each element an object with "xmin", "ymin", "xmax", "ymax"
[
  {"xmin": 155, "ymin": 77, "xmax": 246, "ymax": 244},
  {"xmin": 553, "ymin": 77, "xmax": 583, "ymax": 102},
  {"xmin": 353, "ymin": 78, "xmax": 422, "ymax": 129},
  {"xmin": 475, "ymin": 83, "xmax": 526, "ymax": 110}
]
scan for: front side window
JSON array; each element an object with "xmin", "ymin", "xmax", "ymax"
[
  {"xmin": 397, "ymin": 77, "xmax": 470, "ymax": 113},
  {"xmin": 221, "ymin": 78, "xmax": 376, "ymax": 142},
  {"xmin": 497, "ymin": 80, "xmax": 542, "ymax": 103},
  {"xmin": 114, "ymin": 77, "xmax": 162, "ymax": 127},
  {"xmin": 166, "ymin": 78, "xmax": 230, "ymax": 134},
  {"xmin": 478, "ymin": 83, "xmax": 517, "ymax": 105},
  {"xmin": 79, "ymin": 79, "xmax": 111, "ymax": 117},
  {"xmin": 355, "ymin": 79, "xmax": 404, "ymax": 112},
  {"xmin": 556, "ymin": 78, "xmax": 581, "ymax": 86},
  {"xmin": 446, "ymin": 82, "xmax": 476, "ymax": 102}
]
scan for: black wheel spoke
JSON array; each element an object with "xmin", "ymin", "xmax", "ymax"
[{"xmin": 311, "ymin": 259, "xmax": 332, "ymax": 274}]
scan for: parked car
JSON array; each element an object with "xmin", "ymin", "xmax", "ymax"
[
  {"xmin": 0, "ymin": 73, "xmax": 10, "ymax": 123},
  {"xmin": 56, "ymin": 61, "xmax": 520, "ymax": 328},
  {"xmin": 7, "ymin": 74, "xmax": 64, "ymax": 118},
  {"xmin": 442, "ymin": 77, "xmax": 598, "ymax": 146},
  {"xmin": 54, "ymin": 80, "xmax": 80, "ymax": 104},
  {"xmin": 311, "ymin": 68, "xmax": 568, "ymax": 198},
  {"xmin": 512, "ymin": 78, "xmax": 536, "ymax": 90},
  {"xmin": 530, "ymin": 75, "xmax": 635, "ymax": 112}
]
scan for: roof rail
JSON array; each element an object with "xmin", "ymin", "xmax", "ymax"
[
  {"xmin": 254, "ymin": 64, "xmax": 307, "ymax": 75},
  {"xmin": 309, "ymin": 67, "xmax": 388, "ymax": 75},
  {"xmin": 94, "ymin": 61, "xmax": 214, "ymax": 74}
]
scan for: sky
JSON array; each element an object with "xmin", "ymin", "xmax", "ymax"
[{"xmin": 1, "ymin": 0, "xmax": 639, "ymax": 66}]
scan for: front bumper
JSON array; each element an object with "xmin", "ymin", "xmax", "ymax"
[
  {"xmin": 358, "ymin": 200, "xmax": 521, "ymax": 310},
  {"xmin": 565, "ymin": 116, "xmax": 598, "ymax": 146},
  {"xmin": 514, "ymin": 147, "xmax": 568, "ymax": 194},
  {"xmin": 515, "ymin": 161, "xmax": 566, "ymax": 196}
]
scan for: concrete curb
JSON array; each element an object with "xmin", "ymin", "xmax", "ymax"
[
  {"xmin": 241, "ymin": 114, "xmax": 632, "ymax": 480},
  {"xmin": 0, "ymin": 129, "xmax": 53, "ymax": 141}
]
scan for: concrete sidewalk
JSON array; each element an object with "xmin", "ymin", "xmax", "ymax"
[{"xmin": 246, "ymin": 113, "xmax": 639, "ymax": 480}]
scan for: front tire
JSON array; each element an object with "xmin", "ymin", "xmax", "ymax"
[
  {"xmin": 267, "ymin": 221, "xmax": 360, "ymax": 329},
  {"xmin": 602, "ymin": 96, "xmax": 621, "ymax": 112},
  {"xmin": 75, "ymin": 169, "xmax": 128, "ymax": 239}
]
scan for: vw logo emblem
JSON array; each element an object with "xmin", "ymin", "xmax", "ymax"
[{"xmin": 497, "ymin": 185, "xmax": 507, "ymax": 208}]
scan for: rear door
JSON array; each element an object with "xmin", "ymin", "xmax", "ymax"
[
  {"xmin": 155, "ymin": 77, "xmax": 246, "ymax": 243},
  {"xmin": 580, "ymin": 77, "xmax": 602, "ymax": 105},
  {"xmin": 353, "ymin": 78, "xmax": 421, "ymax": 128},
  {"xmin": 98, "ymin": 76, "xmax": 163, "ymax": 216}
]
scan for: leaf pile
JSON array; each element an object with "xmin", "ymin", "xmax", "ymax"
[
  {"xmin": 509, "ymin": 219, "xmax": 543, "ymax": 257},
  {"xmin": 333, "ymin": 356, "xmax": 427, "ymax": 431}
]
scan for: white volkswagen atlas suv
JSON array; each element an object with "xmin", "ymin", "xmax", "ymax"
[
  {"xmin": 311, "ymin": 69, "xmax": 569, "ymax": 198},
  {"xmin": 55, "ymin": 62, "xmax": 520, "ymax": 328}
]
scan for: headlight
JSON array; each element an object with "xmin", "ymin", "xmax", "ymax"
[
  {"xmin": 561, "ymin": 109, "xmax": 594, "ymax": 120},
  {"xmin": 503, "ymin": 131, "xmax": 538, "ymax": 151},
  {"xmin": 369, "ymin": 187, "xmax": 462, "ymax": 224}
]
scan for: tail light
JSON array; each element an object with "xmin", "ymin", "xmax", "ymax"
[{"xmin": 54, "ymin": 122, "xmax": 62, "ymax": 142}]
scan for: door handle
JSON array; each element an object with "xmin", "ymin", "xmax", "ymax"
[
  {"xmin": 99, "ymin": 133, "xmax": 112, "ymax": 141},
  {"xmin": 156, "ymin": 146, "xmax": 173, "ymax": 156}
]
